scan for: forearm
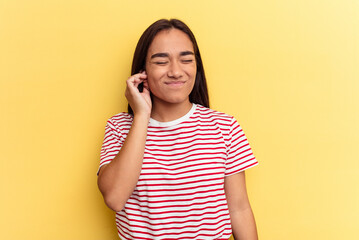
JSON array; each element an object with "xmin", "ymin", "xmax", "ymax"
[
  {"xmin": 231, "ymin": 207, "xmax": 258, "ymax": 240},
  {"xmin": 97, "ymin": 114, "xmax": 149, "ymax": 211}
]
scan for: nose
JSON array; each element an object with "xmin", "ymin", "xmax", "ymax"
[{"xmin": 167, "ymin": 60, "xmax": 183, "ymax": 79}]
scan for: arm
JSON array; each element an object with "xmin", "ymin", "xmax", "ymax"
[
  {"xmin": 97, "ymin": 72, "xmax": 151, "ymax": 212},
  {"xmin": 224, "ymin": 171, "xmax": 258, "ymax": 240}
]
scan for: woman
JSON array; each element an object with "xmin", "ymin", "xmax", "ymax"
[{"xmin": 98, "ymin": 19, "xmax": 258, "ymax": 240}]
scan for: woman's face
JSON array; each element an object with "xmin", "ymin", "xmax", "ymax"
[{"xmin": 145, "ymin": 28, "xmax": 196, "ymax": 106}]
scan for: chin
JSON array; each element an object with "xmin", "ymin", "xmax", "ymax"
[{"xmin": 155, "ymin": 94, "xmax": 190, "ymax": 105}]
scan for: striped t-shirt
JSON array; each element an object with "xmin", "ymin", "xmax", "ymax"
[{"xmin": 99, "ymin": 104, "xmax": 258, "ymax": 239}]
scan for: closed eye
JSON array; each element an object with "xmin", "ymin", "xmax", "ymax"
[
  {"xmin": 182, "ymin": 59, "xmax": 194, "ymax": 63},
  {"xmin": 154, "ymin": 61, "xmax": 168, "ymax": 65}
]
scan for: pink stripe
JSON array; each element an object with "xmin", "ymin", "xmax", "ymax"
[
  {"xmin": 142, "ymin": 161, "xmax": 223, "ymax": 171},
  {"xmin": 134, "ymin": 182, "xmax": 224, "ymax": 193},
  {"xmin": 136, "ymin": 176, "xmax": 224, "ymax": 187},
  {"xmin": 145, "ymin": 136, "xmax": 223, "ymax": 147},
  {"xmin": 123, "ymin": 202, "xmax": 228, "ymax": 216},
  {"xmin": 125, "ymin": 197, "xmax": 227, "ymax": 210},
  {"xmin": 131, "ymin": 187, "xmax": 223, "ymax": 199}
]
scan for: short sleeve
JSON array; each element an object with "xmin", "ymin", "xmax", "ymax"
[
  {"xmin": 224, "ymin": 117, "xmax": 258, "ymax": 176},
  {"xmin": 98, "ymin": 119, "xmax": 123, "ymax": 174}
]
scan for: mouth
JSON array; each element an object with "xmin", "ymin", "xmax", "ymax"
[{"xmin": 164, "ymin": 81, "xmax": 186, "ymax": 87}]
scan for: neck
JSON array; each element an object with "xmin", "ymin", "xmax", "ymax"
[{"xmin": 151, "ymin": 99, "xmax": 193, "ymax": 122}]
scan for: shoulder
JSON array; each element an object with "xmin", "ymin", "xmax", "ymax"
[
  {"xmin": 106, "ymin": 112, "xmax": 133, "ymax": 129},
  {"xmin": 194, "ymin": 104, "xmax": 235, "ymax": 126}
]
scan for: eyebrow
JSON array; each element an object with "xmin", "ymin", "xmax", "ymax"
[
  {"xmin": 180, "ymin": 51, "xmax": 195, "ymax": 56},
  {"xmin": 150, "ymin": 51, "xmax": 194, "ymax": 59},
  {"xmin": 150, "ymin": 53, "xmax": 169, "ymax": 59}
]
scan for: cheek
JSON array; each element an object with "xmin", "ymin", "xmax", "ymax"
[
  {"xmin": 186, "ymin": 64, "xmax": 197, "ymax": 77},
  {"xmin": 148, "ymin": 80, "xmax": 156, "ymax": 92},
  {"xmin": 147, "ymin": 68, "xmax": 167, "ymax": 88},
  {"xmin": 147, "ymin": 66, "xmax": 165, "ymax": 79},
  {"xmin": 147, "ymin": 74, "xmax": 162, "ymax": 94}
]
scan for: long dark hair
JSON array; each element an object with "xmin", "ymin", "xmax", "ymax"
[{"xmin": 128, "ymin": 18, "xmax": 209, "ymax": 114}]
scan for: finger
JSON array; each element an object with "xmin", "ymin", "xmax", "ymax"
[
  {"xmin": 134, "ymin": 72, "xmax": 147, "ymax": 79},
  {"xmin": 127, "ymin": 75, "xmax": 142, "ymax": 88},
  {"xmin": 132, "ymin": 76, "xmax": 144, "ymax": 89}
]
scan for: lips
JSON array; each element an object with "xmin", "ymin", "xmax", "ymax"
[{"xmin": 164, "ymin": 81, "xmax": 186, "ymax": 87}]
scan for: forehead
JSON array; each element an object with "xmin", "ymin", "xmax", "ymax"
[{"xmin": 147, "ymin": 28, "xmax": 194, "ymax": 56}]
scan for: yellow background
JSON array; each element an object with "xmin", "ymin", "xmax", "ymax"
[{"xmin": 1, "ymin": 0, "xmax": 358, "ymax": 239}]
